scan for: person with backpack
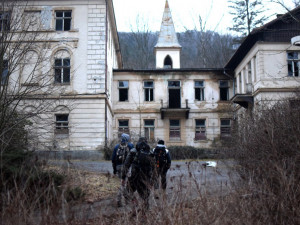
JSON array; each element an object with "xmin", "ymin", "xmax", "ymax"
[
  {"xmin": 111, "ymin": 133, "xmax": 134, "ymax": 206},
  {"xmin": 121, "ymin": 137, "xmax": 155, "ymax": 212},
  {"xmin": 153, "ymin": 140, "xmax": 171, "ymax": 195}
]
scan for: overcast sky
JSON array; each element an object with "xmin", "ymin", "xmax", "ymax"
[{"xmin": 112, "ymin": 0, "xmax": 295, "ymax": 34}]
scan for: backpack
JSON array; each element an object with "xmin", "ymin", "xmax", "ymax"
[
  {"xmin": 134, "ymin": 142, "xmax": 154, "ymax": 173},
  {"xmin": 154, "ymin": 145, "xmax": 167, "ymax": 168},
  {"xmin": 116, "ymin": 143, "xmax": 129, "ymax": 164}
]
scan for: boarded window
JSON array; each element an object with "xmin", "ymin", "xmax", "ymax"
[
  {"xmin": 219, "ymin": 80, "xmax": 229, "ymax": 101},
  {"xmin": 118, "ymin": 119, "xmax": 129, "ymax": 137},
  {"xmin": 55, "ymin": 11, "xmax": 72, "ymax": 31},
  {"xmin": 220, "ymin": 119, "xmax": 231, "ymax": 138},
  {"xmin": 287, "ymin": 52, "xmax": 300, "ymax": 77},
  {"xmin": 195, "ymin": 119, "xmax": 206, "ymax": 140},
  {"xmin": 169, "ymin": 119, "xmax": 180, "ymax": 140},
  {"xmin": 144, "ymin": 119, "xmax": 155, "ymax": 141},
  {"xmin": 195, "ymin": 81, "xmax": 204, "ymax": 101},
  {"xmin": 55, "ymin": 114, "xmax": 69, "ymax": 135},
  {"xmin": 119, "ymin": 81, "xmax": 128, "ymax": 101},
  {"xmin": 144, "ymin": 81, "xmax": 154, "ymax": 101}
]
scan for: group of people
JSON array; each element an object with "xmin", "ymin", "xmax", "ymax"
[{"xmin": 111, "ymin": 133, "xmax": 171, "ymax": 210}]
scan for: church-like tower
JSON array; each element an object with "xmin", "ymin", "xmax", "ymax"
[{"xmin": 155, "ymin": 0, "xmax": 181, "ymax": 69}]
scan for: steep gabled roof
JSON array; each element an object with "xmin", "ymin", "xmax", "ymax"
[
  {"xmin": 155, "ymin": 0, "xmax": 181, "ymax": 48},
  {"xmin": 225, "ymin": 6, "xmax": 300, "ymax": 71}
]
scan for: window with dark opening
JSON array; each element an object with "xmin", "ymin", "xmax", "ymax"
[
  {"xmin": 287, "ymin": 52, "xmax": 300, "ymax": 77},
  {"xmin": 219, "ymin": 80, "xmax": 229, "ymax": 101},
  {"xmin": 195, "ymin": 81, "xmax": 204, "ymax": 101},
  {"xmin": 164, "ymin": 55, "xmax": 173, "ymax": 69},
  {"xmin": 220, "ymin": 119, "xmax": 231, "ymax": 138},
  {"xmin": 168, "ymin": 80, "xmax": 181, "ymax": 108},
  {"xmin": 0, "ymin": 13, "xmax": 10, "ymax": 31},
  {"xmin": 119, "ymin": 81, "xmax": 128, "ymax": 101},
  {"xmin": 1, "ymin": 60, "xmax": 8, "ymax": 85},
  {"xmin": 118, "ymin": 119, "xmax": 129, "ymax": 137},
  {"xmin": 144, "ymin": 81, "xmax": 154, "ymax": 101},
  {"xmin": 55, "ymin": 11, "xmax": 72, "ymax": 31},
  {"xmin": 195, "ymin": 119, "xmax": 206, "ymax": 140},
  {"xmin": 55, "ymin": 114, "xmax": 69, "ymax": 135},
  {"xmin": 54, "ymin": 58, "xmax": 70, "ymax": 84},
  {"xmin": 169, "ymin": 119, "xmax": 180, "ymax": 140},
  {"xmin": 144, "ymin": 119, "xmax": 155, "ymax": 141}
]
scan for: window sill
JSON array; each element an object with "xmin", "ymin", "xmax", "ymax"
[
  {"xmin": 21, "ymin": 83, "xmax": 39, "ymax": 87},
  {"xmin": 168, "ymin": 139, "xmax": 182, "ymax": 143},
  {"xmin": 54, "ymin": 83, "xmax": 70, "ymax": 86},
  {"xmin": 194, "ymin": 139, "xmax": 208, "ymax": 143}
]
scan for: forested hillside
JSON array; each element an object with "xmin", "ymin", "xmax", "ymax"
[{"xmin": 118, "ymin": 30, "xmax": 237, "ymax": 69}]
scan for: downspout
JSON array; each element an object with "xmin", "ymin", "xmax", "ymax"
[{"xmin": 104, "ymin": 0, "xmax": 108, "ymax": 148}]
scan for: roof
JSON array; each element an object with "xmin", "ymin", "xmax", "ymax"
[
  {"xmin": 114, "ymin": 68, "xmax": 226, "ymax": 74},
  {"xmin": 225, "ymin": 6, "xmax": 300, "ymax": 71},
  {"xmin": 155, "ymin": 0, "xmax": 181, "ymax": 48}
]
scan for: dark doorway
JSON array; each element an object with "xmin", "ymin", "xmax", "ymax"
[{"xmin": 168, "ymin": 81, "xmax": 181, "ymax": 108}]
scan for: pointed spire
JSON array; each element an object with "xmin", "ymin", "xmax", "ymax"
[{"xmin": 155, "ymin": 0, "xmax": 181, "ymax": 48}]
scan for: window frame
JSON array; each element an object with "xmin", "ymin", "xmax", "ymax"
[
  {"xmin": 54, "ymin": 57, "xmax": 71, "ymax": 84},
  {"xmin": 144, "ymin": 80, "xmax": 154, "ymax": 102},
  {"xmin": 287, "ymin": 52, "xmax": 300, "ymax": 77},
  {"xmin": 118, "ymin": 119, "xmax": 129, "ymax": 137},
  {"xmin": 220, "ymin": 119, "xmax": 231, "ymax": 138},
  {"xmin": 169, "ymin": 119, "xmax": 181, "ymax": 141},
  {"xmin": 144, "ymin": 119, "xmax": 155, "ymax": 141},
  {"xmin": 118, "ymin": 80, "xmax": 129, "ymax": 102},
  {"xmin": 219, "ymin": 80, "xmax": 229, "ymax": 101},
  {"xmin": 195, "ymin": 80, "xmax": 205, "ymax": 101},
  {"xmin": 55, "ymin": 10, "xmax": 72, "ymax": 31},
  {"xmin": 0, "ymin": 12, "xmax": 10, "ymax": 31},
  {"xmin": 55, "ymin": 114, "xmax": 69, "ymax": 135},
  {"xmin": 195, "ymin": 119, "xmax": 206, "ymax": 141}
]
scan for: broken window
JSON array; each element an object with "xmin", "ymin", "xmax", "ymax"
[
  {"xmin": 118, "ymin": 81, "xmax": 128, "ymax": 101},
  {"xmin": 168, "ymin": 80, "xmax": 181, "ymax": 108},
  {"xmin": 0, "ymin": 12, "xmax": 10, "ymax": 31},
  {"xmin": 219, "ymin": 80, "xmax": 229, "ymax": 101},
  {"xmin": 287, "ymin": 52, "xmax": 300, "ymax": 77},
  {"xmin": 144, "ymin": 119, "xmax": 155, "ymax": 141},
  {"xmin": 220, "ymin": 119, "xmax": 231, "ymax": 138},
  {"xmin": 164, "ymin": 55, "xmax": 173, "ymax": 69},
  {"xmin": 195, "ymin": 119, "xmax": 206, "ymax": 140},
  {"xmin": 195, "ymin": 81, "xmax": 205, "ymax": 101},
  {"xmin": 1, "ymin": 59, "xmax": 8, "ymax": 85},
  {"xmin": 55, "ymin": 114, "xmax": 69, "ymax": 135},
  {"xmin": 169, "ymin": 119, "xmax": 180, "ymax": 140},
  {"xmin": 144, "ymin": 80, "xmax": 154, "ymax": 101},
  {"xmin": 118, "ymin": 119, "xmax": 129, "ymax": 137},
  {"xmin": 54, "ymin": 58, "xmax": 70, "ymax": 84},
  {"xmin": 55, "ymin": 11, "xmax": 72, "ymax": 31}
]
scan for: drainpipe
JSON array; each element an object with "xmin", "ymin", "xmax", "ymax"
[{"xmin": 104, "ymin": 0, "xmax": 108, "ymax": 147}]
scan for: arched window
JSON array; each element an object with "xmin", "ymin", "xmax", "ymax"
[
  {"xmin": 164, "ymin": 55, "xmax": 173, "ymax": 69},
  {"xmin": 54, "ymin": 50, "xmax": 71, "ymax": 84}
]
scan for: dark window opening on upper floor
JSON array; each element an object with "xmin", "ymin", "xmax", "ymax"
[
  {"xmin": 219, "ymin": 80, "xmax": 229, "ymax": 101},
  {"xmin": 0, "ymin": 12, "xmax": 10, "ymax": 31},
  {"xmin": 164, "ymin": 55, "xmax": 173, "ymax": 69},
  {"xmin": 55, "ymin": 11, "xmax": 72, "ymax": 31},
  {"xmin": 287, "ymin": 52, "xmax": 300, "ymax": 77},
  {"xmin": 119, "ymin": 81, "xmax": 128, "ymax": 101}
]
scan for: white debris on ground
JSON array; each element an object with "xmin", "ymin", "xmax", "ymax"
[{"xmin": 205, "ymin": 161, "xmax": 217, "ymax": 167}]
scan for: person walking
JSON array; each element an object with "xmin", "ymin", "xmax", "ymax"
[
  {"xmin": 111, "ymin": 133, "xmax": 134, "ymax": 206},
  {"xmin": 153, "ymin": 140, "xmax": 171, "ymax": 197}
]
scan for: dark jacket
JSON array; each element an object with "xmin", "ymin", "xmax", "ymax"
[
  {"xmin": 153, "ymin": 144, "xmax": 171, "ymax": 171},
  {"xmin": 111, "ymin": 142, "xmax": 134, "ymax": 168}
]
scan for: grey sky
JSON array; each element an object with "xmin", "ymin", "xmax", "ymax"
[{"xmin": 112, "ymin": 0, "xmax": 295, "ymax": 33}]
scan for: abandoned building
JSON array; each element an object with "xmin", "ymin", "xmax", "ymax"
[{"xmin": 3, "ymin": 0, "xmax": 300, "ymax": 150}]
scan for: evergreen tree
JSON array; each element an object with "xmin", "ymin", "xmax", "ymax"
[{"xmin": 228, "ymin": 0, "xmax": 268, "ymax": 36}]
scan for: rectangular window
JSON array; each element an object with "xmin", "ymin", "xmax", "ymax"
[
  {"xmin": 54, "ymin": 58, "xmax": 70, "ymax": 84},
  {"xmin": 168, "ymin": 80, "xmax": 180, "ymax": 88},
  {"xmin": 287, "ymin": 52, "xmax": 300, "ymax": 77},
  {"xmin": 220, "ymin": 119, "xmax": 231, "ymax": 138},
  {"xmin": 144, "ymin": 119, "xmax": 155, "ymax": 141},
  {"xmin": 119, "ymin": 81, "xmax": 128, "ymax": 101},
  {"xmin": 0, "ymin": 13, "xmax": 10, "ymax": 31},
  {"xmin": 247, "ymin": 62, "xmax": 252, "ymax": 83},
  {"xmin": 219, "ymin": 80, "xmax": 229, "ymax": 101},
  {"xmin": 1, "ymin": 60, "xmax": 8, "ymax": 85},
  {"xmin": 169, "ymin": 119, "xmax": 180, "ymax": 140},
  {"xmin": 118, "ymin": 119, "xmax": 129, "ymax": 137},
  {"xmin": 55, "ymin": 11, "xmax": 72, "ymax": 31},
  {"xmin": 195, "ymin": 119, "xmax": 206, "ymax": 140},
  {"xmin": 195, "ymin": 81, "xmax": 205, "ymax": 101},
  {"xmin": 55, "ymin": 114, "xmax": 69, "ymax": 135},
  {"xmin": 144, "ymin": 81, "xmax": 154, "ymax": 101}
]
